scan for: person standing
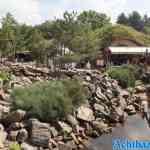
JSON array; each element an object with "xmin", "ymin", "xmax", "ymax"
[{"xmin": 141, "ymin": 100, "xmax": 149, "ymax": 125}]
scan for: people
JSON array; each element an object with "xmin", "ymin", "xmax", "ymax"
[
  {"xmin": 141, "ymin": 99, "xmax": 150, "ymax": 126},
  {"xmin": 86, "ymin": 61, "xmax": 91, "ymax": 70}
]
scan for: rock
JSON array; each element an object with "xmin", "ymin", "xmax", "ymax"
[
  {"xmin": 125, "ymin": 105, "xmax": 136, "ymax": 115},
  {"xmin": 94, "ymin": 104, "xmax": 105, "ymax": 113},
  {"xmin": 66, "ymin": 140, "xmax": 76, "ymax": 149},
  {"xmin": 49, "ymin": 127, "xmax": 58, "ymax": 138},
  {"xmin": 9, "ymin": 122, "xmax": 25, "ymax": 130},
  {"xmin": 0, "ymin": 104, "xmax": 10, "ymax": 120},
  {"xmin": 21, "ymin": 142, "xmax": 37, "ymax": 150},
  {"xmin": 0, "ymin": 89, "xmax": 6, "ymax": 100},
  {"xmin": 136, "ymin": 93, "xmax": 147, "ymax": 101},
  {"xmin": 135, "ymin": 85, "xmax": 146, "ymax": 93},
  {"xmin": 105, "ymin": 89, "xmax": 113, "ymax": 99},
  {"xmin": 28, "ymin": 119, "xmax": 51, "ymax": 147},
  {"xmin": 96, "ymin": 87, "xmax": 109, "ymax": 102},
  {"xmin": 115, "ymin": 107, "xmax": 124, "ymax": 116},
  {"xmin": 88, "ymin": 84, "xmax": 96, "ymax": 94},
  {"xmin": 17, "ymin": 129, "xmax": 28, "ymax": 143},
  {"xmin": 4, "ymin": 109, "xmax": 26, "ymax": 123},
  {"xmin": 21, "ymin": 76, "xmax": 32, "ymax": 85},
  {"xmin": 58, "ymin": 121, "xmax": 72, "ymax": 134},
  {"xmin": 120, "ymin": 90, "xmax": 130, "ymax": 99},
  {"xmin": 9, "ymin": 130, "xmax": 19, "ymax": 141},
  {"xmin": 58, "ymin": 141, "xmax": 74, "ymax": 150},
  {"xmin": 119, "ymin": 97, "xmax": 127, "ymax": 109},
  {"xmin": 92, "ymin": 121, "xmax": 108, "ymax": 131},
  {"xmin": 66, "ymin": 115, "xmax": 78, "ymax": 127},
  {"xmin": 77, "ymin": 106, "xmax": 95, "ymax": 122},
  {"xmin": 85, "ymin": 75, "xmax": 91, "ymax": 81},
  {"xmin": 0, "ymin": 124, "xmax": 7, "ymax": 149}
]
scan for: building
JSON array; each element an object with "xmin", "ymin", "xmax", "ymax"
[
  {"xmin": 104, "ymin": 47, "xmax": 150, "ymax": 65},
  {"xmin": 15, "ymin": 51, "xmax": 33, "ymax": 62}
]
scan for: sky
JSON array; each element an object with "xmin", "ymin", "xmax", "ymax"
[{"xmin": 0, "ymin": 0, "xmax": 150, "ymax": 25}]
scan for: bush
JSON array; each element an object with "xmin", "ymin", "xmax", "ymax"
[
  {"xmin": 9, "ymin": 142, "xmax": 21, "ymax": 150},
  {"xmin": 11, "ymin": 79, "xmax": 87, "ymax": 122},
  {"xmin": 0, "ymin": 70, "xmax": 11, "ymax": 81},
  {"xmin": 107, "ymin": 65, "xmax": 137, "ymax": 88}
]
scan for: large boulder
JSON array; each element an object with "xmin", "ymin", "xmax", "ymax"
[
  {"xmin": 58, "ymin": 141, "xmax": 76, "ymax": 150},
  {"xmin": 49, "ymin": 126, "xmax": 58, "ymax": 138},
  {"xmin": 77, "ymin": 106, "xmax": 95, "ymax": 122},
  {"xmin": 66, "ymin": 115, "xmax": 78, "ymax": 127},
  {"xmin": 95, "ymin": 87, "xmax": 109, "ymax": 102},
  {"xmin": 135, "ymin": 85, "xmax": 146, "ymax": 93},
  {"xmin": 94, "ymin": 104, "xmax": 105, "ymax": 113},
  {"xmin": 0, "ymin": 124, "xmax": 7, "ymax": 149},
  {"xmin": 28, "ymin": 119, "xmax": 51, "ymax": 147},
  {"xmin": 125, "ymin": 105, "xmax": 136, "ymax": 115},
  {"xmin": 4, "ymin": 109, "xmax": 26, "ymax": 124},
  {"xmin": 17, "ymin": 129, "xmax": 28, "ymax": 143},
  {"xmin": 21, "ymin": 143, "xmax": 37, "ymax": 150},
  {"xmin": 58, "ymin": 121, "xmax": 72, "ymax": 134},
  {"xmin": 120, "ymin": 90, "xmax": 130, "ymax": 99},
  {"xmin": 92, "ymin": 120, "xmax": 109, "ymax": 133},
  {"xmin": 115, "ymin": 107, "xmax": 124, "ymax": 116},
  {"xmin": 0, "ymin": 104, "xmax": 10, "ymax": 120}
]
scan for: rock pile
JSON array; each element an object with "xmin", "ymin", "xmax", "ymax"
[{"xmin": 0, "ymin": 63, "xmax": 146, "ymax": 149}]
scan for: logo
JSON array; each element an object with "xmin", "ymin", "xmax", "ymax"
[{"xmin": 112, "ymin": 138, "xmax": 150, "ymax": 150}]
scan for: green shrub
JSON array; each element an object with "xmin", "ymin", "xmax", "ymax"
[
  {"xmin": 9, "ymin": 142, "xmax": 21, "ymax": 150},
  {"xmin": 0, "ymin": 70, "xmax": 10, "ymax": 81},
  {"xmin": 107, "ymin": 65, "xmax": 137, "ymax": 88},
  {"xmin": 11, "ymin": 79, "xmax": 87, "ymax": 122}
]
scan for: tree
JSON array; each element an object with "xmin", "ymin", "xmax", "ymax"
[
  {"xmin": 128, "ymin": 11, "xmax": 144, "ymax": 31},
  {"xmin": 28, "ymin": 29, "xmax": 56, "ymax": 64},
  {"xmin": 143, "ymin": 15, "xmax": 150, "ymax": 34},
  {"xmin": 0, "ymin": 13, "xmax": 18, "ymax": 57},
  {"xmin": 117, "ymin": 13, "xmax": 129, "ymax": 25},
  {"xmin": 77, "ymin": 10, "xmax": 110, "ymax": 30},
  {"xmin": 15, "ymin": 24, "xmax": 33, "ymax": 52}
]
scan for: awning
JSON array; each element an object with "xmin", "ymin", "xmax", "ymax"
[{"xmin": 107, "ymin": 47, "xmax": 150, "ymax": 55}]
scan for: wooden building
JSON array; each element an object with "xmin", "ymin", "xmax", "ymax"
[
  {"xmin": 104, "ymin": 47, "xmax": 150, "ymax": 65},
  {"xmin": 102, "ymin": 36, "xmax": 150, "ymax": 66}
]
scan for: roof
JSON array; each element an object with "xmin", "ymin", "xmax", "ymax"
[{"xmin": 108, "ymin": 47, "xmax": 150, "ymax": 55}]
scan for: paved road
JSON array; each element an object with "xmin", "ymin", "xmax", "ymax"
[{"xmin": 88, "ymin": 115, "xmax": 150, "ymax": 150}]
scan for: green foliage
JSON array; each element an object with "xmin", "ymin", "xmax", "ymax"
[
  {"xmin": 117, "ymin": 13, "xmax": 129, "ymax": 25},
  {"xmin": 70, "ymin": 29, "xmax": 100, "ymax": 54},
  {"xmin": 117, "ymin": 11, "xmax": 145, "ymax": 32},
  {"xmin": 28, "ymin": 29, "xmax": 55, "ymax": 64},
  {"xmin": 9, "ymin": 142, "xmax": 21, "ymax": 150},
  {"xmin": 0, "ymin": 70, "xmax": 11, "ymax": 81},
  {"xmin": 107, "ymin": 65, "xmax": 138, "ymax": 88},
  {"xmin": 0, "ymin": 13, "xmax": 18, "ymax": 56},
  {"xmin": 112, "ymin": 25, "xmax": 150, "ymax": 46},
  {"xmin": 143, "ymin": 25, "xmax": 150, "ymax": 34},
  {"xmin": 11, "ymin": 79, "xmax": 87, "ymax": 122},
  {"xmin": 128, "ymin": 11, "xmax": 144, "ymax": 31},
  {"xmin": 1, "ymin": 11, "xmax": 150, "ymax": 65},
  {"xmin": 57, "ymin": 54, "xmax": 82, "ymax": 64},
  {"xmin": 77, "ymin": 10, "xmax": 110, "ymax": 30}
]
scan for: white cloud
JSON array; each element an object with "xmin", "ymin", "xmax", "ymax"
[
  {"xmin": 0, "ymin": 0, "xmax": 42, "ymax": 25},
  {"xmin": 47, "ymin": 0, "xmax": 127, "ymax": 22},
  {"xmin": 0, "ymin": 0, "xmax": 128, "ymax": 25}
]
